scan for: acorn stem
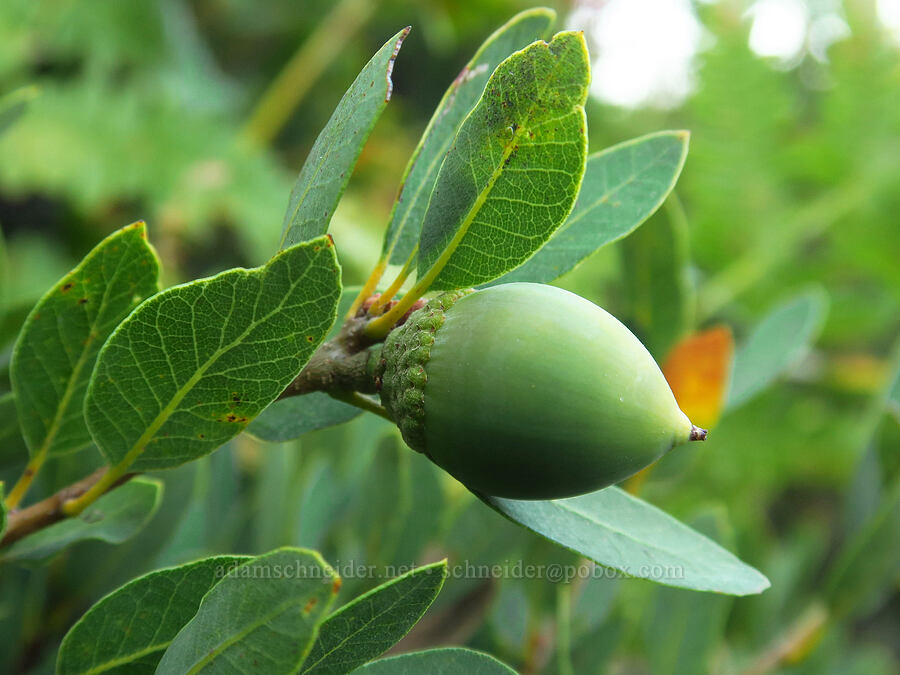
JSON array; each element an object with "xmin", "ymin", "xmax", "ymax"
[
  {"xmin": 689, "ymin": 425, "xmax": 708, "ymax": 441},
  {"xmin": 327, "ymin": 390, "xmax": 393, "ymax": 422}
]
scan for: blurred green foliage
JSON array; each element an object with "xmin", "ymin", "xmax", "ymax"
[{"xmin": 0, "ymin": 0, "xmax": 897, "ymax": 673}]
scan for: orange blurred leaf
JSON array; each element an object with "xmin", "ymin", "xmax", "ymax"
[{"xmin": 663, "ymin": 325, "xmax": 734, "ymax": 429}]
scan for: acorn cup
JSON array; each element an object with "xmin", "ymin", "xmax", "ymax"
[{"xmin": 376, "ymin": 282, "xmax": 706, "ymax": 500}]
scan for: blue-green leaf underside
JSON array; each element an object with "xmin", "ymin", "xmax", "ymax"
[
  {"xmin": 481, "ymin": 487, "xmax": 770, "ymax": 595},
  {"xmin": 644, "ymin": 511, "xmax": 734, "ymax": 675},
  {"xmin": 382, "ymin": 8, "xmax": 555, "ymax": 265},
  {"xmin": 492, "ymin": 130, "xmax": 689, "ymax": 285},
  {"xmin": 301, "ymin": 561, "xmax": 447, "ymax": 673},
  {"xmin": 57, "ymin": 555, "xmax": 250, "ymax": 675},
  {"xmin": 156, "ymin": 548, "xmax": 340, "ymax": 675},
  {"xmin": 248, "ymin": 393, "xmax": 361, "ymax": 442},
  {"xmin": 727, "ymin": 288, "xmax": 828, "ymax": 410},
  {"xmin": 417, "ymin": 31, "xmax": 590, "ymax": 290},
  {"xmin": 85, "ymin": 236, "xmax": 341, "ymax": 471},
  {"xmin": 280, "ymin": 28, "xmax": 409, "ymax": 248},
  {"xmin": 1, "ymin": 478, "xmax": 163, "ymax": 564},
  {"xmin": 11, "ymin": 222, "xmax": 160, "ymax": 459},
  {"xmin": 355, "ymin": 648, "xmax": 518, "ymax": 674}
]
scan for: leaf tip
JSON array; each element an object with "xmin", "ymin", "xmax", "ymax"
[
  {"xmin": 747, "ymin": 570, "xmax": 772, "ymax": 595},
  {"xmin": 385, "ymin": 27, "xmax": 411, "ymax": 102}
]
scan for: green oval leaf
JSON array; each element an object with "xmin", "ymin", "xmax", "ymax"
[
  {"xmin": 382, "ymin": 8, "xmax": 555, "ymax": 265},
  {"xmin": 356, "ymin": 648, "xmax": 517, "ymax": 674},
  {"xmin": 57, "ymin": 555, "xmax": 250, "ymax": 675},
  {"xmin": 301, "ymin": 560, "xmax": 447, "ymax": 674},
  {"xmin": 1, "ymin": 477, "xmax": 163, "ymax": 564},
  {"xmin": 727, "ymin": 288, "xmax": 828, "ymax": 410},
  {"xmin": 85, "ymin": 236, "xmax": 340, "ymax": 471},
  {"xmin": 493, "ymin": 130, "xmax": 689, "ymax": 285},
  {"xmin": 417, "ymin": 31, "xmax": 590, "ymax": 291},
  {"xmin": 280, "ymin": 28, "xmax": 409, "ymax": 248},
  {"xmin": 481, "ymin": 487, "xmax": 770, "ymax": 596},
  {"xmin": 156, "ymin": 548, "xmax": 341, "ymax": 675},
  {"xmin": 11, "ymin": 222, "xmax": 159, "ymax": 460}
]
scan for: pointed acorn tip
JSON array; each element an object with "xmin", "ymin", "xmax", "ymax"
[{"xmin": 689, "ymin": 425, "xmax": 708, "ymax": 442}]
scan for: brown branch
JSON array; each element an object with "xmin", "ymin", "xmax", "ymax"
[
  {"xmin": 0, "ymin": 306, "xmax": 392, "ymax": 549},
  {"xmin": 1, "ymin": 468, "xmax": 135, "ymax": 547},
  {"xmin": 279, "ymin": 314, "xmax": 380, "ymax": 400}
]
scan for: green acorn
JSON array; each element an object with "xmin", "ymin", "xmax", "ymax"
[{"xmin": 376, "ymin": 282, "xmax": 705, "ymax": 500}]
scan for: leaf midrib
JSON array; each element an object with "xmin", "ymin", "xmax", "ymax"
[
  {"xmin": 186, "ymin": 592, "xmax": 323, "ymax": 674},
  {"xmin": 420, "ymin": 42, "xmax": 580, "ymax": 284},
  {"xmin": 112, "ymin": 262, "xmax": 313, "ymax": 470},
  {"xmin": 282, "ymin": 32, "xmax": 403, "ymax": 248},
  {"xmin": 383, "ymin": 10, "xmax": 553, "ymax": 261},
  {"xmin": 25, "ymin": 237, "xmax": 140, "ymax": 460},
  {"xmin": 544, "ymin": 494, "xmax": 761, "ymax": 590},
  {"xmin": 80, "ymin": 644, "xmax": 167, "ymax": 675},
  {"xmin": 301, "ymin": 572, "xmax": 435, "ymax": 672}
]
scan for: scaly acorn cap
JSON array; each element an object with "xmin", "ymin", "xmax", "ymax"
[{"xmin": 376, "ymin": 289, "xmax": 473, "ymax": 453}]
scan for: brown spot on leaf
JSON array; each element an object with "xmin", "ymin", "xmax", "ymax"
[
  {"xmin": 306, "ymin": 335, "xmax": 314, "ymax": 343},
  {"xmin": 78, "ymin": 298, "xmax": 88, "ymax": 304},
  {"xmin": 61, "ymin": 283, "xmax": 74, "ymax": 292},
  {"xmin": 303, "ymin": 597, "xmax": 318, "ymax": 614},
  {"xmin": 325, "ymin": 234, "xmax": 334, "ymax": 247},
  {"xmin": 332, "ymin": 577, "xmax": 342, "ymax": 594}
]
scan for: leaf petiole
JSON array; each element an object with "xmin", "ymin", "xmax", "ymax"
[
  {"xmin": 346, "ymin": 257, "xmax": 388, "ymax": 319},
  {"xmin": 367, "ymin": 246, "xmax": 418, "ymax": 314},
  {"xmin": 4, "ymin": 452, "xmax": 46, "ymax": 509},
  {"xmin": 60, "ymin": 459, "xmax": 138, "ymax": 517},
  {"xmin": 363, "ymin": 275, "xmax": 430, "ymax": 339}
]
